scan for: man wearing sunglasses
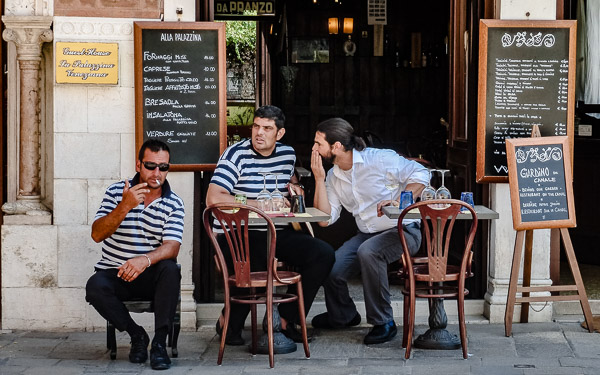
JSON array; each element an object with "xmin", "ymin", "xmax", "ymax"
[{"xmin": 86, "ymin": 139, "xmax": 185, "ymax": 370}]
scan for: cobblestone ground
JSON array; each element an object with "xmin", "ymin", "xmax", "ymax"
[{"xmin": 1, "ymin": 322, "xmax": 599, "ymax": 374}]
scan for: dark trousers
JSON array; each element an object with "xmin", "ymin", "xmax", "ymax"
[
  {"xmin": 85, "ymin": 259, "xmax": 181, "ymax": 334},
  {"xmin": 217, "ymin": 227, "xmax": 335, "ymax": 333}
]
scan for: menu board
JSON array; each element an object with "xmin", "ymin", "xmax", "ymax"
[
  {"xmin": 506, "ymin": 136, "xmax": 575, "ymax": 230},
  {"xmin": 476, "ymin": 20, "xmax": 576, "ymax": 183},
  {"xmin": 134, "ymin": 22, "xmax": 226, "ymax": 171}
]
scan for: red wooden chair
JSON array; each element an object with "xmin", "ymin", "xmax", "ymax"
[
  {"xmin": 398, "ymin": 199, "xmax": 478, "ymax": 359},
  {"xmin": 203, "ymin": 202, "xmax": 310, "ymax": 368}
]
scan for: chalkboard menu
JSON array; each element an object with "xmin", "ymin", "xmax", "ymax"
[
  {"xmin": 506, "ymin": 136, "xmax": 575, "ymax": 230},
  {"xmin": 134, "ymin": 22, "xmax": 226, "ymax": 171},
  {"xmin": 476, "ymin": 20, "xmax": 576, "ymax": 183}
]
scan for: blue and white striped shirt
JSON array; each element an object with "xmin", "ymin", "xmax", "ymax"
[
  {"xmin": 211, "ymin": 138, "xmax": 296, "ymax": 199},
  {"xmin": 210, "ymin": 139, "xmax": 296, "ymax": 231},
  {"xmin": 93, "ymin": 173, "xmax": 185, "ymax": 270}
]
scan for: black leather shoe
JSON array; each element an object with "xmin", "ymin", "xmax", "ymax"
[
  {"xmin": 216, "ymin": 319, "xmax": 245, "ymax": 346},
  {"xmin": 128, "ymin": 330, "xmax": 149, "ymax": 363},
  {"xmin": 363, "ymin": 321, "xmax": 397, "ymax": 345},
  {"xmin": 281, "ymin": 324, "xmax": 313, "ymax": 343},
  {"xmin": 150, "ymin": 341, "xmax": 171, "ymax": 370},
  {"xmin": 311, "ymin": 312, "xmax": 361, "ymax": 329}
]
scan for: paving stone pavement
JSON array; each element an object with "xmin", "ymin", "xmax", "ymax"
[{"xmin": 0, "ymin": 322, "xmax": 599, "ymax": 374}]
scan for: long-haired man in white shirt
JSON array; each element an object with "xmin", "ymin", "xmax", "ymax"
[{"xmin": 310, "ymin": 117, "xmax": 428, "ymax": 345}]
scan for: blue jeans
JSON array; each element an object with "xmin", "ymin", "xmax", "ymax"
[{"xmin": 323, "ymin": 223, "xmax": 421, "ymax": 326}]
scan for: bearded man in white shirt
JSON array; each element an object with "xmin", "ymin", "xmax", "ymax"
[{"xmin": 310, "ymin": 117, "xmax": 429, "ymax": 345}]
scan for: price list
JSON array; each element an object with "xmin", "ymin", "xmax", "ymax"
[
  {"xmin": 478, "ymin": 22, "xmax": 574, "ymax": 181},
  {"xmin": 138, "ymin": 25, "xmax": 223, "ymax": 167}
]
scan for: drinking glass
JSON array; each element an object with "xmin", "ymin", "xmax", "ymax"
[
  {"xmin": 257, "ymin": 172, "xmax": 273, "ymax": 212},
  {"xmin": 384, "ymin": 170, "xmax": 400, "ymax": 207},
  {"xmin": 435, "ymin": 169, "xmax": 451, "ymax": 200},
  {"xmin": 460, "ymin": 192, "xmax": 474, "ymax": 212},
  {"xmin": 270, "ymin": 173, "xmax": 285, "ymax": 212},
  {"xmin": 232, "ymin": 193, "xmax": 246, "ymax": 213},
  {"xmin": 420, "ymin": 169, "xmax": 436, "ymax": 201}
]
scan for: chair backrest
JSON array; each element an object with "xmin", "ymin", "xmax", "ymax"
[
  {"xmin": 203, "ymin": 203, "xmax": 277, "ymax": 288},
  {"xmin": 397, "ymin": 199, "xmax": 478, "ymax": 282}
]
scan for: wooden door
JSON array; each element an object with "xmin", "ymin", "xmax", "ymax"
[{"xmin": 446, "ymin": 0, "xmax": 491, "ymax": 296}]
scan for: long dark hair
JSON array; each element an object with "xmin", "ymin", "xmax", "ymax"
[{"xmin": 316, "ymin": 118, "xmax": 366, "ymax": 151}]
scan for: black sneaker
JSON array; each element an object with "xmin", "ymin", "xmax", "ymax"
[
  {"xmin": 363, "ymin": 320, "xmax": 397, "ymax": 345},
  {"xmin": 150, "ymin": 341, "xmax": 171, "ymax": 370},
  {"xmin": 128, "ymin": 330, "xmax": 149, "ymax": 363}
]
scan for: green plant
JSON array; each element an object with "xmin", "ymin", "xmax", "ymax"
[{"xmin": 223, "ymin": 20, "xmax": 256, "ymax": 64}]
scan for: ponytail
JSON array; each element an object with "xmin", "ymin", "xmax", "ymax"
[
  {"xmin": 317, "ymin": 117, "xmax": 366, "ymax": 152},
  {"xmin": 352, "ymin": 134, "xmax": 367, "ymax": 151}
]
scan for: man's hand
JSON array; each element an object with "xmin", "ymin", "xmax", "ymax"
[
  {"xmin": 287, "ymin": 183, "xmax": 305, "ymax": 197},
  {"xmin": 117, "ymin": 256, "xmax": 148, "ymax": 282},
  {"xmin": 122, "ymin": 180, "xmax": 149, "ymax": 210},
  {"xmin": 311, "ymin": 150, "xmax": 326, "ymax": 182},
  {"xmin": 377, "ymin": 199, "xmax": 399, "ymax": 217},
  {"xmin": 91, "ymin": 180, "xmax": 151, "ymax": 243}
]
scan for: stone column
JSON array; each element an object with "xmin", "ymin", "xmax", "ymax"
[{"xmin": 2, "ymin": 16, "xmax": 53, "ymax": 216}]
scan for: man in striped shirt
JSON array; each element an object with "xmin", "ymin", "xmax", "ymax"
[
  {"xmin": 207, "ymin": 105, "xmax": 335, "ymax": 345},
  {"xmin": 86, "ymin": 139, "xmax": 185, "ymax": 370}
]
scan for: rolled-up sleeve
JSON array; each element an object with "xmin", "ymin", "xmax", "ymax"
[{"xmin": 392, "ymin": 155, "xmax": 429, "ymax": 187}]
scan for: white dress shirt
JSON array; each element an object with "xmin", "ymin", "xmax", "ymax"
[{"xmin": 325, "ymin": 148, "xmax": 429, "ymax": 233}]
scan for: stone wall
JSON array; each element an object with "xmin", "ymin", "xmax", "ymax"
[{"xmin": 1, "ymin": 15, "xmax": 197, "ymax": 331}]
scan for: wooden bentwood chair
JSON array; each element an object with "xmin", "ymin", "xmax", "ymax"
[
  {"xmin": 398, "ymin": 199, "xmax": 478, "ymax": 359},
  {"xmin": 203, "ymin": 203, "xmax": 310, "ymax": 368}
]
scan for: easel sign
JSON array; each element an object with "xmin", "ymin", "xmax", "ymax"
[
  {"xmin": 504, "ymin": 134, "xmax": 593, "ymax": 336},
  {"xmin": 506, "ymin": 136, "xmax": 575, "ymax": 230}
]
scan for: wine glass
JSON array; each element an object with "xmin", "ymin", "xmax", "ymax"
[
  {"xmin": 420, "ymin": 169, "xmax": 436, "ymax": 201},
  {"xmin": 384, "ymin": 170, "xmax": 400, "ymax": 207},
  {"xmin": 257, "ymin": 172, "xmax": 273, "ymax": 212},
  {"xmin": 435, "ymin": 169, "xmax": 451, "ymax": 200},
  {"xmin": 270, "ymin": 173, "xmax": 285, "ymax": 212}
]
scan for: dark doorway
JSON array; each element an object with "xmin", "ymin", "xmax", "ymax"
[{"xmin": 270, "ymin": 0, "xmax": 451, "ymax": 171}]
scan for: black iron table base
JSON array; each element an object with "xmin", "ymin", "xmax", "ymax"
[
  {"xmin": 255, "ymin": 305, "xmax": 297, "ymax": 355},
  {"xmin": 413, "ymin": 298, "xmax": 461, "ymax": 350}
]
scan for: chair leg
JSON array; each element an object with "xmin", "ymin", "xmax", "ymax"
[
  {"xmin": 217, "ymin": 303, "xmax": 230, "ymax": 365},
  {"xmin": 250, "ymin": 304, "xmax": 258, "ymax": 355},
  {"xmin": 107, "ymin": 321, "xmax": 117, "ymax": 360},
  {"xmin": 171, "ymin": 310, "xmax": 180, "ymax": 358},
  {"xmin": 458, "ymin": 290, "xmax": 468, "ymax": 359},
  {"xmin": 267, "ymin": 299, "xmax": 274, "ymax": 368},
  {"xmin": 402, "ymin": 291, "xmax": 409, "ymax": 348},
  {"xmin": 296, "ymin": 281, "xmax": 310, "ymax": 358},
  {"xmin": 405, "ymin": 290, "xmax": 416, "ymax": 360}
]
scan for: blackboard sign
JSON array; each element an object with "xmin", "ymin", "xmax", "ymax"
[
  {"xmin": 506, "ymin": 136, "xmax": 575, "ymax": 230},
  {"xmin": 476, "ymin": 20, "xmax": 576, "ymax": 183},
  {"xmin": 134, "ymin": 22, "xmax": 227, "ymax": 171}
]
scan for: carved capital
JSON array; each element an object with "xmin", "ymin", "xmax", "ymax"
[{"xmin": 2, "ymin": 16, "xmax": 53, "ymax": 60}]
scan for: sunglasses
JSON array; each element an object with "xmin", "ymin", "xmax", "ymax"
[{"xmin": 142, "ymin": 161, "xmax": 170, "ymax": 172}]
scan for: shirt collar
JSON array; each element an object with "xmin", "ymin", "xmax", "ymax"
[
  {"xmin": 130, "ymin": 172, "xmax": 171, "ymax": 198},
  {"xmin": 352, "ymin": 148, "xmax": 365, "ymax": 165},
  {"xmin": 332, "ymin": 149, "xmax": 364, "ymax": 180}
]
